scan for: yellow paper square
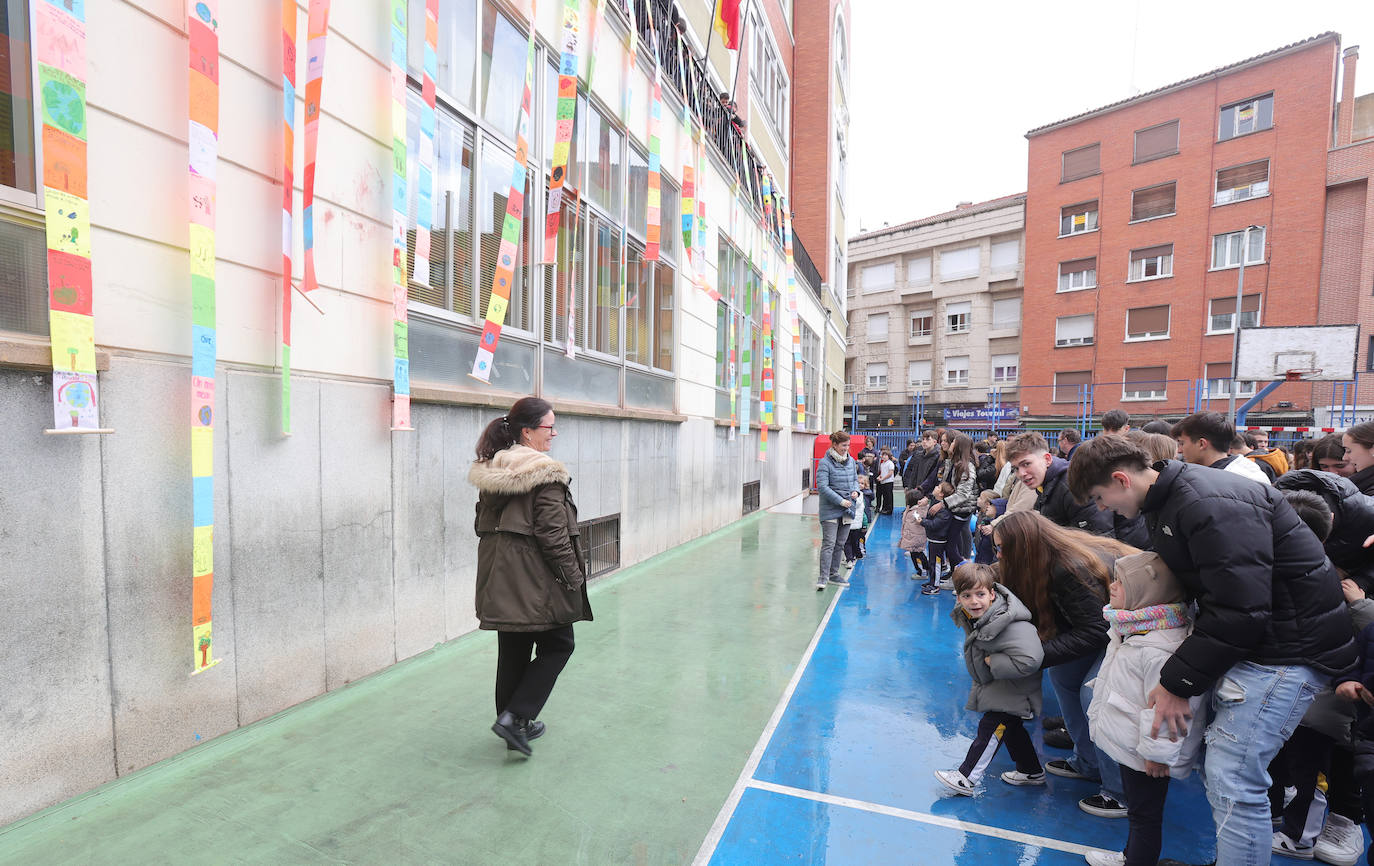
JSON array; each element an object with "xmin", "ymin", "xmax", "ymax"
[
  {"xmin": 49, "ymin": 309, "xmax": 95, "ymax": 372},
  {"xmin": 193, "ymin": 525, "xmax": 213, "ymax": 577},
  {"xmin": 486, "ymin": 294, "xmax": 508, "ymax": 323},
  {"xmin": 45, "ymin": 189, "xmax": 91, "ymax": 258},
  {"xmin": 191, "ymin": 426, "xmax": 213, "ymax": 476},
  {"xmin": 189, "ymin": 223, "xmax": 216, "ymax": 278}
]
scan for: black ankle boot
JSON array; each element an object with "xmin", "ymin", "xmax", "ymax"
[{"xmin": 492, "ymin": 710, "xmax": 531, "ymax": 755}]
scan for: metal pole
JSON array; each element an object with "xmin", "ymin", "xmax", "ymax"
[{"xmin": 1228, "ymin": 225, "xmax": 1256, "ymax": 424}]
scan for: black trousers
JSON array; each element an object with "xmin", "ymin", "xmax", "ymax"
[
  {"xmin": 495, "ymin": 625, "xmax": 575, "ymax": 720},
  {"xmin": 1119, "ymin": 766, "xmax": 1171, "ymax": 866},
  {"xmin": 1267, "ymin": 724, "xmax": 1335, "ymax": 844},
  {"xmin": 909, "ymin": 550, "xmax": 929, "ymax": 575},
  {"xmin": 877, "ymin": 482, "xmax": 894, "ymax": 514},
  {"xmin": 950, "ymin": 515, "xmax": 972, "ymax": 564},
  {"xmin": 1328, "ymin": 744, "xmax": 1362, "ymax": 822},
  {"xmin": 957, "ymin": 712, "xmax": 1041, "ymax": 784}
]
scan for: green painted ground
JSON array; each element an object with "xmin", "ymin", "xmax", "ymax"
[{"xmin": 0, "ymin": 512, "xmax": 828, "ymax": 866}]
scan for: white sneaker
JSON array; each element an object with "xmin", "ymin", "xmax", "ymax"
[
  {"xmin": 999, "ymin": 769, "xmax": 1046, "ymax": 786},
  {"xmin": 1314, "ymin": 813, "xmax": 1362, "ymax": 866},
  {"xmin": 1273, "ymin": 830, "xmax": 1316, "ymax": 860},
  {"xmin": 1083, "ymin": 852, "xmax": 1125, "ymax": 866},
  {"xmin": 933, "ymin": 768, "xmax": 978, "ymax": 796}
]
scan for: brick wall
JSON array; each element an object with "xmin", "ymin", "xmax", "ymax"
[
  {"xmin": 1321, "ymin": 137, "xmax": 1374, "ymax": 405},
  {"xmin": 1022, "ymin": 38, "xmax": 1339, "ymax": 417}
]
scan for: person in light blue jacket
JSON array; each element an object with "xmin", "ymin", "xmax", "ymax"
[{"xmin": 815, "ymin": 429, "xmax": 861, "ymax": 591}]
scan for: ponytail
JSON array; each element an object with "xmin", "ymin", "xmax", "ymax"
[{"xmin": 475, "ymin": 396, "xmax": 554, "ymax": 461}]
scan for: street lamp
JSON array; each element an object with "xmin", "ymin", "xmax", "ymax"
[{"xmin": 1228, "ymin": 224, "xmax": 1262, "ymax": 423}]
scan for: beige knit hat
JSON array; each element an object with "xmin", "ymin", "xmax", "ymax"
[{"xmin": 1112, "ymin": 551, "xmax": 1184, "ymax": 610}]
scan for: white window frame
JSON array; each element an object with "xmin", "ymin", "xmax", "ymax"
[
  {"xmin": 939, "ymin": 246, "xmax": 980, "ymax": 282},
  {"xmin": 1206, "ymin": 296, "xmax": 1262, "ymax": 335},
  {"xmin": 909, "ymin": 309, "xmax": 933, "ymax": 338},
  {"xmin": 1055, "ymin": 314, "xmax": 1094, "ymax": 347},
  {"xmin": 1059, "ymin": 202, "xmax": 1099, "ymax": 237},
  {"xmin": 1058, "ymin": 260, "xmax": 1097, "ymax": 293},
  {"xmin": 866, "ymin": 362, "xmax": 888, "ymax": 391},
  {"xmin": 1127, "ymin": 246, "xmax": 1174, "ymax": 282},
  {"xmin": 945, "ymin": 301, "xmax": 971, "ymax": 334},
  {"xmin": 991, "ymin": 297, "xmax": 1021, "ymax": 329},
  {"xmin": 1214, "ymin": 159, "xmax": 1270, "ymax": 206},
  {"xmin": 1122, "ymin": 370, "xmax": 1168, "ymax": 402},
  {"xmin": 945, "ymin": 355, "xmax": 970, "ymax": 386},
  {"xmin": 906, "ymin": 254, "xmax": 932, "ymax": 286},
  {"xmin": 991, "ymin": 353, "xmax": 1018, "ymax": 384},
  {"xmin": 1124, "ymin": 306, "xmax": 1171, "ymax": 342},
  {"xmin": 1205, "ymin": 372, "xmax": 1257, "ymax": 398},
  {"xmin": 866, "ymin": 312, "xmax": 889, "ymax": 342},
  {"xmin": 1219, "ymin": 93, "xmax": 1274, "ymax": 141},
  {"xmin": 908, "ymin": 359, "xmax": 932, "ymax": 389},
  {"xmin": 1211, "ymin": 228, "xmax": 1266, "ymax": 270},
  {"xmin": 861, "ymin": 261, "xmax": 895, "ymax": 293},
  {"xmin": 989, "ymin": 239, "xmax": 1019, "ymax": 274}
]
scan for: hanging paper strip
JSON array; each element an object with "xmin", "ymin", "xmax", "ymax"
[
  {"xmin": 281, "ymin": 0, "xmax": 296, "ymax": 433},
  {"xmin": 727, "ymin": 307, "xmax": 737, "ymax": 441},
  {"xmin": 39, "ymin": 1, "xmax": 96, "ymax": 433},
  {"xmin": 471, "ymin": 3, "xmax": 538, "ymax": 382},
  {"xmin": 622, "ymin": 0, "xmax": 637, "ymax": 125},
  {"xmin": 761, "ymin": 287, "xmax": 774, "ymax": 461},
  {"xmin": 739, "ymin": 262, "xmax": 752, "ymax": 431},
  {"xmin": 301, "ymin": 0, "xmax": 329, "ymax": 294},
  {"xmin": 786, "ymin": 213, "xmax": 804, "ymax": 425},
  {"xmin": 681, "ymin": 117, "xmax": 694, "ymax": 256},
  {"xmin": 645, "ymin": 73, "xmax": 662, "ymax": 261},
  {"xmin": 410, "ymin": 0, "xmax": 438, "ymax": 288},
  {"xmin": 761, "ymin": 174, "xmax": 773, "ymax": 230},
  {"xmin": 388, "ymin": 0, "xmax": 412, "ymax": 429},
  {"xmin": 541, "ymin": 0, "xmax": 578, "ymax": 265},
  {"xmin": 188, "ymin": 0, "xmax": 220, "ymax": 675}
]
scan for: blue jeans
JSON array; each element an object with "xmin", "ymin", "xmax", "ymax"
[
  {"xmin": 1047, "ymin": 650, "xmax": 1125, "ymax": 804},
  {"xmin": 1204, "ymin": 661, "xmax": 1325, "ymax": 866}
]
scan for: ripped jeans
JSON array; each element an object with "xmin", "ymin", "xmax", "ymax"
[{"xmin": 1203, "ymin": 661, "xmax": 1326, "ymax": 866}]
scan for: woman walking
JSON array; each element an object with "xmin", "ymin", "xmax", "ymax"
[
  {"xmin": 815, "ymin": 430, "xmax": 861, "ymax": 591},
  {"xmin": 470, "ymin": 397, "xmax": 592, "ymax": 756}
]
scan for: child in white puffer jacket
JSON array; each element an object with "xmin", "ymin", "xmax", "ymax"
[{"xmin": 1083, "ymin": 552, "xmax": 1205, "ymax": 866}]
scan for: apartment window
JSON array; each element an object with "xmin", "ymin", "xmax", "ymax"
[
  {"xmin": 749, "ymin": 9, "xmax": 789, "ymax": 146},
  {"xmin": 1369, "ymin": 337, "xmax": 1374, "ymax": 373},
  {"xmin": 907, "ymin": 254, "xmax": 931, "ymax": 286},
  {"xmin": 1060, "ymin": 201, "xmax": 1099, "ymax": 236},
  {"xmin": 1205, "ymin": 362, "xmax": 1256, "ymax": 397},
  {"xmin": 1211, "ymin": 227, "xmax": 1265, "ymax": 269},
  {"xmin": 1207, "ymin": 294, "xmax": 1261, "ymax": 333},
  {"xmin": 801, "ymin": 321, "xmax": 821, "ymax": 428},
  {"xmin": 1058, "ymin": 257, "xmax": 1097, "ymax": 292},
  {"xmin": 991, "ymin": 353, "xmax": 1019, "ymax": 384},
  {"xmin": 1054, "ymin": 370, "xmax": 1092, "ymax": 403},
  {"xmin": 410, "ymin": 0, "xmax": 478, "ymax": 108},
  {"xmin": 863, "ymin": 262, "xmax": 895, "ymax": 293},
  {"xmin": 1134, "ymin": 119, "xmax": 1179, "ymax": 163},
  {"xmin": 1126, "ymin": 305, "xmax": 1170, "ymax": 340},
  {"xmin": 908, "ymin": 359, "xmax": 932, "ymax": 388},
  {"xmin": 1056, "ymin": 314, "xmax": 1094, "ymax": 347},
  {"xmin": 940, "ymin": 246, "xmax": 979, "ymax": 281},
  {"xmin": 945, "ymin": 355, "xmax": 970, "ymax": 386},
  {"xmin": 1061, "ymin": 143, "xmax": 1100, "ymax": 182},
  {"xmin": 1128, "ymin": 244, "xmax": 1174, "ymax": 282},
  {"xmin": 623, "ymin": 244, "xmax": 676, "ymax": 373},
  {"xmin": 945, "ymin": 301, "xmax": 971, "ymax": 334},
  {"xmin": 1219, "ymin": 93, "xmax": 1274, "ymax": 141},
  {"xmin": 992, "ymin": 297, "xmax": 1021, "ymax": 328},
  {"xmin": 481, "ymin": 0, "xmax": 533, "ymax": 141},
  {"xmin": 1130, "ymin": 182, "xmax": 1177, "ymax": 222},
  {"xmin": 990, "ymin": 238, "xmax": 1019, "ymax": 274},
  {"xmin": 909, "ymin": 309, "xmax": 933, "ymax": 338},
  {"xmin": 866, "ymin": 362, "xmax": 888, "ymax": 390},
  {"xmin": 406, "ymin": 95, "xmax": 476, "ymax": 316},
  {"xmin": 867, "ymin": 312, "xmax": 889, "ymax": 342},
  {"xmin": 1215, "ymin": 160, "xmax": 1270, "ymax": 205},
  {"xmin": 578, "ymin": 99, "xmax": 623, "ymax": 212},
  {"xmin": 1123, "ymin": 366, "xmax": 1168, "ymax": 401}
]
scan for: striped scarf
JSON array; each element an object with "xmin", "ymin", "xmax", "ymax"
[{"xmin": 1102, "ymin": 603, "xmax": 1190, "ymax": 638}]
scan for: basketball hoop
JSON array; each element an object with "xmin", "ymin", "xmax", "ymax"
[{"xmin": 1284, "ymin": 369, "xmax": 1322, "ymax": 382}]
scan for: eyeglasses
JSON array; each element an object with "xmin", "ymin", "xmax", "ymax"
[{"xmin": 536, "ymin": 425, "xmax": 556, "ymax": 432}]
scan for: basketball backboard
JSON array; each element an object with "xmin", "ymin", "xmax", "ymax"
[{"xmin": 1235, "ymin": 325, "xmax": 1359, "ymax": 382}]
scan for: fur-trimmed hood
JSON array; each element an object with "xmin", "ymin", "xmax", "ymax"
[{"xmin": 469, "ymin": 445, "xmax": 571, "ymax": 495}]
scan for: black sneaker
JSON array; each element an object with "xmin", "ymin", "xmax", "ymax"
[
  {"xmin": 1041, "ymin": 716, "xmax": 1065, "ymax": 731},
  {"xmin": 1043, "ymin": 728, "xmax": 1075, "ymax": 750},
  {"xmin": 921, "ymin": 584, "xmax": 941, "ymax": 596},
  {"xmin": 1079, "ymin": 793, "xmax": 1128, "ymax": 818},
  {"xmin": 1045, "ymin": 758, "xmax": 1094, "ymax": 781}
]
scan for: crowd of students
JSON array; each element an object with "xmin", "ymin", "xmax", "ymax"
[{"xmin": 813, "ymin": 414, "xmax": 1374, "ymax": 866}]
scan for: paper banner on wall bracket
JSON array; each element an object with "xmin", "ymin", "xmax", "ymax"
[
  {"xmin": 188, "ymin": 0, "xmax": 220, "ymax": 675},
  {"xmin": 470, "ymin": 0, "xmax": 538, "ymax": 383},
  {"xmin": 540, "ymin": 0, "xmax": 579, "ymax": 265},
  {"xmin": 681, "ymin": 115, "xmax": 694, "ymax": 256},
  {"xmin": 281, "ymin": 0, "xmax": 297, "ymax": 434},
  {"xmin": 389, "ymin": 0, "xmax": 413, "ymax": 431},
  {"xmin": 300, "ymin": 0, "xmax": 330, "ymax": 294},
  {"xmin": 760, "ymin": 287, "xmax": 774, "ymax": 461},
  {"xmin": 645, "ymin": 71, "xmax": 662, "ymax": 261}
]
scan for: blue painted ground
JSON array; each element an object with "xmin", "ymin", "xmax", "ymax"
[{"xmin": 709, "ymin": 504, "xmax": 1343, "ymax": 864}]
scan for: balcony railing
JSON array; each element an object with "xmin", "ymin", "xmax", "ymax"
[{"xmin": 791, "ymin": 231, "xmax": 823, "ymax": 299}]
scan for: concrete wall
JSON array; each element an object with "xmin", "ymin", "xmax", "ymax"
[{"xmin": 0, "ymin": 357, "xmax": 812, "ymax": 827}]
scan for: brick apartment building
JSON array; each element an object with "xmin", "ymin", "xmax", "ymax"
[{"xmin": 1022, "ymin": 33, "xmax": 1350, "ymax": 422}]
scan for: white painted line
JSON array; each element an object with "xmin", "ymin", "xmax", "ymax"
[
  {"xmin": 747, "ymin": 779, "xmax": 1109, "ymax": 858},
  {"xmin": 691, "ymin": 564, "xmax": 851, "ymax": 866}
]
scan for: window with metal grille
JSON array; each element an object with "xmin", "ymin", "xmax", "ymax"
[
  {"xmin": 577, "ymin": 514, "xmax": 620, "ymax": 579},
  {"xmin": 743, "ymin": 480, "xmax": 761, "ymax": 514},
  {"xmin": 1215, "ymin": 160, "xmax": 1269, "ymax": 205}
]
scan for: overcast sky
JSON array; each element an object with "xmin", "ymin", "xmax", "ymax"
[{"xmin": 846, "ymin": 0, "xmax": 1372, "ymax": 235}]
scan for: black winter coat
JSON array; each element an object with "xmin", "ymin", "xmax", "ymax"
[
  {"xmin": 975, "ymin": 454, "xmax": 999, "ymax": 492},
  {"xmin": 1351, "ymin": 465, "xmax": 1374, "ymax": 497},
  {"xmin": 1036, "ymin": 456, "xmax": 1115, "ymax": 534},
  {"xmin": 1142, "ymin": 460, "xmax": 1356, "ymax": 697},
  {"xmin": 1275, "ymin": 469, "xmax": 1374, "ymax": 591},
  {"xmin": 907, "ymin": 448, "xmax": 941, "ymax": 493},
  {"xmin": 1338, "ymin": 622, "xmax": 1374, "ymax": 739},
  {"xmin": 1041, "ymin": 559, "xmax": 1115, "ymax": 668}
]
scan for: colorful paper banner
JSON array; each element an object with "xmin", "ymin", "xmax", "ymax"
[
  {"xmin": 645, "ymin": 71, "xmax": 662, "ymax": 261},
  {"xmin": 281, "ymin": 0, "xmax": 296, "ymax": 433},
  {"xmin": 301, "ymin": 0, "xmax": 329, "ymax": 294},
  {"xmin": 761, "ymin": 287, "xmax": 774, "ymax": 461},
  {"xmin": 389, "ymin": 0, "xmax": 413, "ymax": 429},
  {"xmin": 681, "ymin": 115, "xmax": 694, "ymax": 256},
  {"xmin": 541, "ymin": 0, "xmax": 578, "ymax": 265},
  {"xmin": 739, "ymin": 262, "xmax": 752, "ymax": 431},
  {"xmin": 786, "ymin": 212, "xmax": 804, "ymax": 425},
  {"xmin": 39, "ymin": 0, "xmax": 97, "ymax": 433},
  {"xmin": 188, "ymin": 0, "xmax": 220, "ymax": 675},
  {"xmin": 471, "ymin": 2, "xmax": 538, "ymax": 382}
]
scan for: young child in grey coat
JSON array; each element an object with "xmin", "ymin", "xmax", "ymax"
[{"xmin": 935, "ymin": 563, "xmax": 1046, "ymax": 795}]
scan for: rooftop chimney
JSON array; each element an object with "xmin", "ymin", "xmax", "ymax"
[
  {"xmin": 1338, "ymin": 45, "xmax": 1359, "ymax": 147},
  {"xmin": 955, "ymin": 201, "xmax": 973, "ymax": 209}
]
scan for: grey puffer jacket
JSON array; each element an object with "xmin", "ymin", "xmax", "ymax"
[
  {"xmin": 953, "ymin": 583, "xmax": 1044, "ymax": 717},
  {"xmin": 816, "ymin": 450, "xmax": 861, "ymax": 521}
]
